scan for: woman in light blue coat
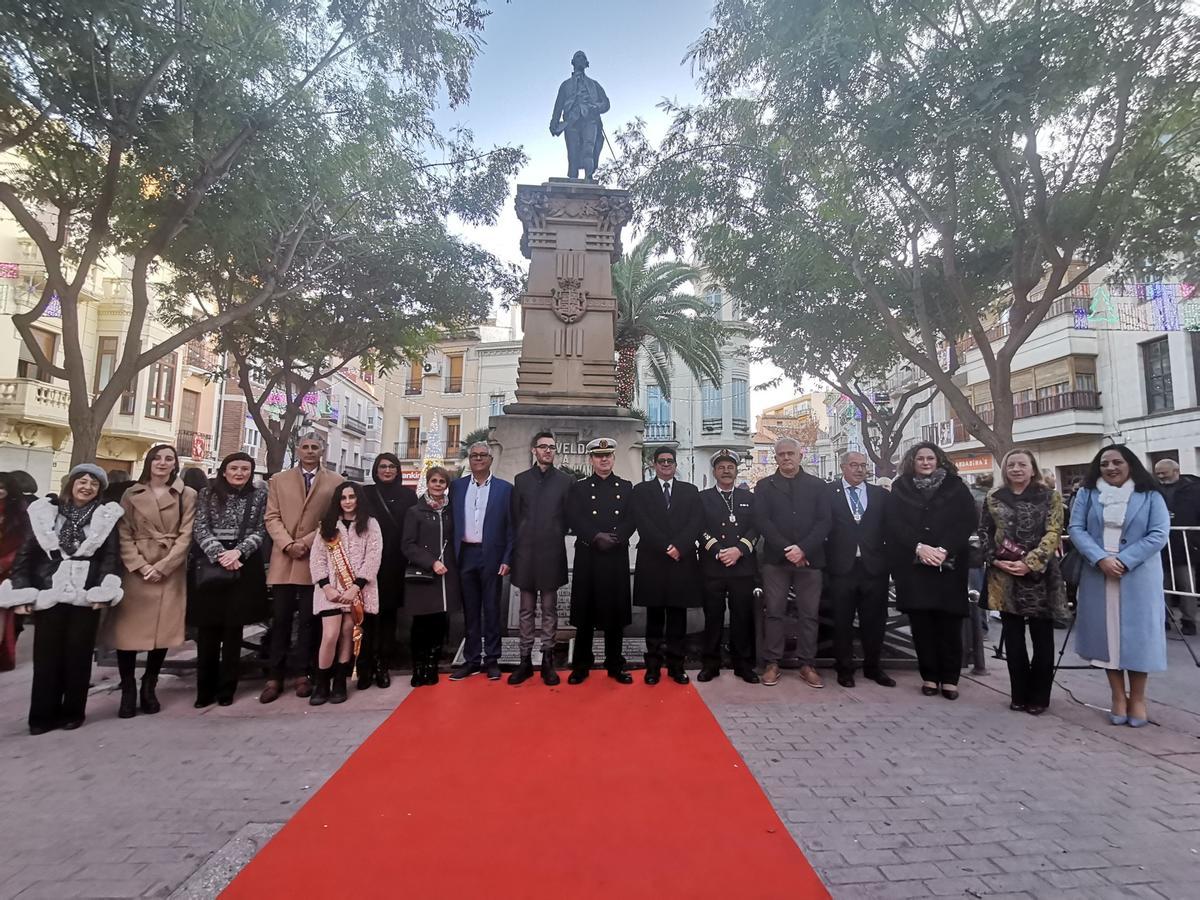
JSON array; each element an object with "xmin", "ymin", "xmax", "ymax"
[{"xmin": 1068, "ymin": 445, "xmax": 1169, "ymax": 728}]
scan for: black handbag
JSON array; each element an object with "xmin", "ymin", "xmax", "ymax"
[
  {"xmin": 1061, "ymin": 549, "xmax": 1084, "ymax": 587},
  {"xmin": 195, "ymin": 492, "xmax": 257, "ymax": 591},
  {"xmin": 404, "ymin": 565, "xmax": 435, "ymax": 584}
]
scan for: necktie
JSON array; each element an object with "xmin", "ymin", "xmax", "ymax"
[
  {"xmin": 304, "ymin": 471, "xmax": 314, "ymax": 495},
  {"xmin": 663, "ymin": 481, "xmax": 672, "ymax": 510},
  {"xmin": 846, "ymin": 485, "xmax": 864, "ymax": 521}
]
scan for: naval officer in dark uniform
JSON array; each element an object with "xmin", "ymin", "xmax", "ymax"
[
  {"xmin": 566, "ymin": 438, "xmax": 634, "ymax": 684},
  {"xmin": 698, "ymin": 449, "xmax": 760, "ymax": 683}
]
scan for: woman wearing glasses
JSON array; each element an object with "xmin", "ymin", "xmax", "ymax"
[{"xmin": 401, "ymin": 467, "xmax": 461, "ymax": 686}]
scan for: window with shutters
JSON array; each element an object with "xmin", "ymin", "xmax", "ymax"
[
  {"xmin": 146, "ymin": 353, "xmax": 177, "ymax": 420},
  {"xmin": 445, "ymin": 355, "xmax": 464, "ymax": 393},
  {"xmin": 701, "ymin": 380, "xmax": 723, "ymax": 431},
  {"xmin": 16, "ymin": 327, "xmax": 57, "ymax": 382}
]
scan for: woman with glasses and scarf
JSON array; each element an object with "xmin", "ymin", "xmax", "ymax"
[
  {"xmin": 359, "ymin": 453, "xmax": 417, "ymax": 689},
  {"xmin": 104, "ymin": 444, "xmax": 197, "ymax": 718},
  {"xmin": 401, "ymin": 466, "xmax": 461, "ymax": 687},
  {"xmin": 190, "ymin": 452, "xmax": 269, "ymax": 707},
  {"xmin": 884, "ymin": 442, "xmax": 978, "ymax": 699},
  {"xmin": 0, "ymin": 464, "xmax": 125, "ymax": 734}
]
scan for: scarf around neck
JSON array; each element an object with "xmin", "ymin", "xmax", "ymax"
[
  {"xmin": 911, "ymin": 468, "xmax": 947, "ymax": 497},
  {"xmin": 1096, "ymin": 478, "xmax": 1135, "ymax": 528},
  {"xmin": 58, "ymin": 499, "xmax": 100, "ymax": 556}
]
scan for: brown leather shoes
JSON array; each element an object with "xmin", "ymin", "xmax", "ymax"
[
  {"xmin": 259, "ymin": 680, "xmax": 282, "ymax": 704},
  {"xmin": 294, "ymin": 676, "xmax": 313, "ymax": 698},
  {"xmin": 800, "ymin": 665, "xmax": 825, "ymax": 689},
  {"xmin": 762, "ymin": 663, "xmax": 781, "ymax": 686}
]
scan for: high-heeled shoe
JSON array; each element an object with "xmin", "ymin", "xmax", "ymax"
[
  {"xmin": 1109, "ymin": 713, "xmax": 1128, "ymax": 725},
  {"xmin": 1128, "ymin": 717, "xmax": 1149, "ymax": 728}
]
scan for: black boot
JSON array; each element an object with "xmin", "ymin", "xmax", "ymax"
[
  {"xmin": 356, "ymin": 660, "xmax": 373, "ymax": 691},
  {"xmin": 425, "ymin": 649, "xmax": 441, "ymax": 685},
  {"xmin": 139, "ymin": 675, "xmax": 161, "ymax": 714},
  {"xmin": 410, "ymin": 659, "xmax": 425, "ymax": 688},
  {"xmin": 508, "ymin": 655, "xmax": 534, "ymax": 685},
  {"xmin": 118, "ymin": 677, "xmax": 138, "ymax": 719},
  {"xmin": 540, "ymin": 652, "xmax": 560, "ymax": 686},
  {"xmin": 329, "ymin": 662, "xmax": 349, "ymax": 703},
  {"xmin": 309, "ymin": 667, "xmax": 331, "ymax": 706}
]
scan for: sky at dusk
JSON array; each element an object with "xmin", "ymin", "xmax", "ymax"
[{"xmin": 435, "ymin": 0, "xmax": 797, "ymax": 418}]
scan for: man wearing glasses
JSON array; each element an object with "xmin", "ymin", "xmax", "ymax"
[
  {"xmin": 449, "ymin": 441, "xmax": 514, "ymax": 681},
  {"xmin": 631, "ymin": 446, "xmax": 703, "ymax": 684},
  {"xmin": 508, "ymin": 432, "xmax": 573, "ymax": 685},
  {"xmin": 827, "ymin": 452, "xmax": 895, "ymax": 688}
]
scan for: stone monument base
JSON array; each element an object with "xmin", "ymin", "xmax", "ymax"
[{"xmin": 488, "ymin": 409, "xmax": 645, "ymax": 482}]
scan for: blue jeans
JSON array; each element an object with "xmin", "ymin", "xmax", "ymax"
[{"xmin": 459, "ymin": 544, "xmax": 503, "ymax": 665}]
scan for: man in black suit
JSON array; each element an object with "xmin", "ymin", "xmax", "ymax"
[
  {"xmin": 697, "ymin": 449, "xmax": 760, "ymax": 683},
  {"xmin": 828, "ymin": 452, "xmax": 896, "ymax": 688},
  {"xmin": 754, "ymin": 436, "xmax": 833, "ymax": 688},
  {"xmin": 631, "ymin": 446, "xmax": 703, "ymax": 684}
]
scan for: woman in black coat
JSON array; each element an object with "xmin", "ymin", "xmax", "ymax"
[
  {"xmin": 400, "ymin": 467, "xmax": 461, "ymax": 687},
  {"xmin": 885, "ymin": 442, "xmax": 978, "ymax": 699},
  {"xmin": 359, "ymin": 453, "xmax": 417, "ymax": 689},
  {"xmin": 0, "ymin": 464, "xmax": 125, "ymax": 734}
]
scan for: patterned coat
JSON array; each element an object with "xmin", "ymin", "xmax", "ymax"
[
  {"xmin": 189, "ymin": 483, "xmax": 269, "ymax": 627},
  {"xmin": 310, "ymin": 518, "xmax": 383, "ymax": 615},
  {"xmin": 982, "ymin": 485, "xmax": 1066, "ymax": 620}
]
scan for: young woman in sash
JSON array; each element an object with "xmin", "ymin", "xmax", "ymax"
[{"xmin": 309, "ymin": 482, "xmax": 382, "ymax": 705}]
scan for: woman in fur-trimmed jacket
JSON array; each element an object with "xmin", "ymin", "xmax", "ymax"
[{"xmin": 0, "ymin": 464, "xmax": 124, "ymax": 735}]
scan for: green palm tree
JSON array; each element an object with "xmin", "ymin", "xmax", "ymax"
[{"xmin": 612, "ymin": 235, "xmax": 726, "ymax": 409}]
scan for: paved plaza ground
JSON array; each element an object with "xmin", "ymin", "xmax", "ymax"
[{"xmin": 1, "ymin": 628, "xmax": 1199, "ymax": 899}]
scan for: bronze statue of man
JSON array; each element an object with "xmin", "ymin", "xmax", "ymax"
[{"xmin": 549, "ymin": 51, "xmax": 610, "ymax": 181}]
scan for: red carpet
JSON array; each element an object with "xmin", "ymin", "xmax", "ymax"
[{"xmin": 224, "ymin": 678, "xmax": 828, "ymax": 899}]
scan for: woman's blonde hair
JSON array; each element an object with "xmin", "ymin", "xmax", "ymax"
[{"xmin": 999, "ymin": 447, "xmax": 1044, "ymax": 489}]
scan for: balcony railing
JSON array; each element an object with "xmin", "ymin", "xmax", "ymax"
[
  {"xmin": 177, "ymin": 429, "xmax": 213, "ymax": 459},
  {"xmin": 0, "ymin": 378, "xmax": 70, "ymax": 427},
  {"xmin": 701, "ymin": 417, "xmax": 723, "ymax": 433},
  {"xmin": 395, "ymin": 441, "xmax": 423, "ymax": 460},
  {"xmin": 185, "ymin": 339, "xmax": 220, "ymax": 372},
  {"xmin": 444, "ymin": 377, "xmax": 463, "ymax": 394},
  {"xmin": 922, "ymin": 390, "xmax": 1103, "ymax": 445},
  {"xmin": 343, "ymin": 414, "xmax": 368, "ymax": 436},
  {"xmin": 732, "ymin": 416, "xmax": 750, "ymax": 433},
  {"xmin": 405, "ymin": 382, "xmax": 422, "ymax": 396},
  {"xmin": 340, "ymin": 465, "xmax": 366, "ymax": 481},
  {"xmin": 644, "ymin": 421, "xmax": 676, "ymax": 442},
  {"xmin": 953, "ymin": 291, "xmax": 1093, "ymax": 356}
]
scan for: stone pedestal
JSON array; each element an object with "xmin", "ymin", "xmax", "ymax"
[
  {"xmin": 512, "ymin": 179, "xmax": 633, "ymax": 408},
  {"xmin": 488, "ymin": 408, "xmax": 644, "ymax": 483}
]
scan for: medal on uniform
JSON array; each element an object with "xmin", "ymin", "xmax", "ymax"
[{"xmin": 722, "ymin": 490, "xmax": 736, "ymax": 525}]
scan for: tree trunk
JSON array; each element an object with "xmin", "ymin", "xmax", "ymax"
[
  {"xmin": 264, "ymin": 430, "xmax": 289, "ymax": 475},
  {"xmin": 68, "ymin": 416, "xmax": 104, "ymax": 469},
  {"xmin": 615, "ymin": 344, "xmax": 638, "ymax": 408}
]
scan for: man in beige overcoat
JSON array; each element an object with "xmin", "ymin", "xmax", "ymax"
[{"xmin": 261, "ymin": 433, "xmax": 340, "ymax": 703}]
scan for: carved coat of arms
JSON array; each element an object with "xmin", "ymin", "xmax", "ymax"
[{"xmin": 551, "ymin": 276, "xmax": 588, "ymax": 323}]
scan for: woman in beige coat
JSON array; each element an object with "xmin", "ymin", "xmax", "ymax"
[{"xmin": 105, "ymin": 444, "xmax": 196, "ymax": 718}]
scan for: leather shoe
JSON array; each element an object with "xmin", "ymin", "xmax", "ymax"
[
  {"xmin": 375, "ymin": 669, "xmax": 391, "ymax": 689},
  {"xmin": 799, "ymin": 665, "xmax": 824, "ymax": 689},
  {"xmin": 1025, "ymin": 705, "xmax": 1047, "ymax": 716},
  {"xmin": 61, "ymin": 718, "xmax": 85, "ymax": 731},
  {"xmin": 696, "ymin": 667, "xmax": 719, "ymax": 683},
  {"xmin": 508, "ymin": 657, "xmax": 534, "ymax": 685},
  {"xmin": 294, "ymin": 676, "xmax": 313, "ymax": 699},
  {"xmin": 567, "ymin": 669, "xmax": 589, "ymax": 685},
  {"xmin": 837, "ymin": 673, "xmax": 855, "ymax": 688},
  {"xmin": 762, "ymin": 663, "xmax": 781, "ymax": 686},
  {"xmin": 28, "ymin": 723, "xmax": 54, "ymax": 736},
  {"xmin": 540, "ymin": 656, "xmax": 561, "ymax": 686},
  {"xmin": 737, "ymin": 670, "xmax": 760, "ymax": 684},
  {"xmin": 864, "ymin": 670, "xmax": 896, "ymax": 687},
  {"xmin": 668, "ymin": 670, "xmax": 689, "ymax": 685},
  {"xmin": 259, "ymin": 680, "xmax": 283, "ymax": 704},
  {"xmin": 608, "ymin": 670, "xmax": 633, "ymax": 684},
  {"xmin": 486, "ymin": 661, "xmax": 502, "ymax": 681},
  {"xmin": 194, "ymin": 695, "xmax": 216, "ymax": 709},
  {"xmin": 217, "ymin": 696, "xmax": 234, "ymax": 707},
  {"xmin": 644, "ymin": 669, "xmax": 661, "ymax": 685}
]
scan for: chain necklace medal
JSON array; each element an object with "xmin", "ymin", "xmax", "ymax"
[
  {"xmin": 848, "ymin": 485, "xmax": 864, "ymax": 524},
  {"xmin": 723, "ymin": 490, "xmax": 737, "ymax": 525}
]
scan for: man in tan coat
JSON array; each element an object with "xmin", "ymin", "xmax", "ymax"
[{"xmin": 261, "ymin": 433, "xmax": 340, "ymax": 703}]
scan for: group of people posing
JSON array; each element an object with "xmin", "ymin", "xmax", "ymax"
[{"xmin": 0, "ymin": 427, "xmax": 1176, "ymax": 735}]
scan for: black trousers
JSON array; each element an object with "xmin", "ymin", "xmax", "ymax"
[
  {"xmin": 410, "ymin": 612, "xmax": 447, "ymax": 662},
  {"xmin": 196, "ymin": 619, "xmax": 243, "ymax": 701},
  {"xmin": 701, "ymin": 575, "xmax": 755, "ymax": 671},
  {"xmin": 268, "ymin": 584, "xmax": 315, "ymax": 680},
  {"xmin": 574, "ymin": 624, "xmax": 625, "ymax": 674},
  {"xmin": 644, "ymin": 606, "xmax": 687, "ymax": 671},
  {"xmin": 1001, "ymin": 613, "xmax": 1055, "ymax": 707},
  {"xmin": 459, "ymin": 544, "xmax": 503, "ymax": 665},
  {"xmin": 30, "ymin": 605, "xmax": 100, "ymax": 730},
  {"xmin": 907, "ymin": 610, "xmax": 963, "ymax": 686},
  {"xmin": 829, "ymin": 562, "xmax": 890, "ymax": 676}
]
